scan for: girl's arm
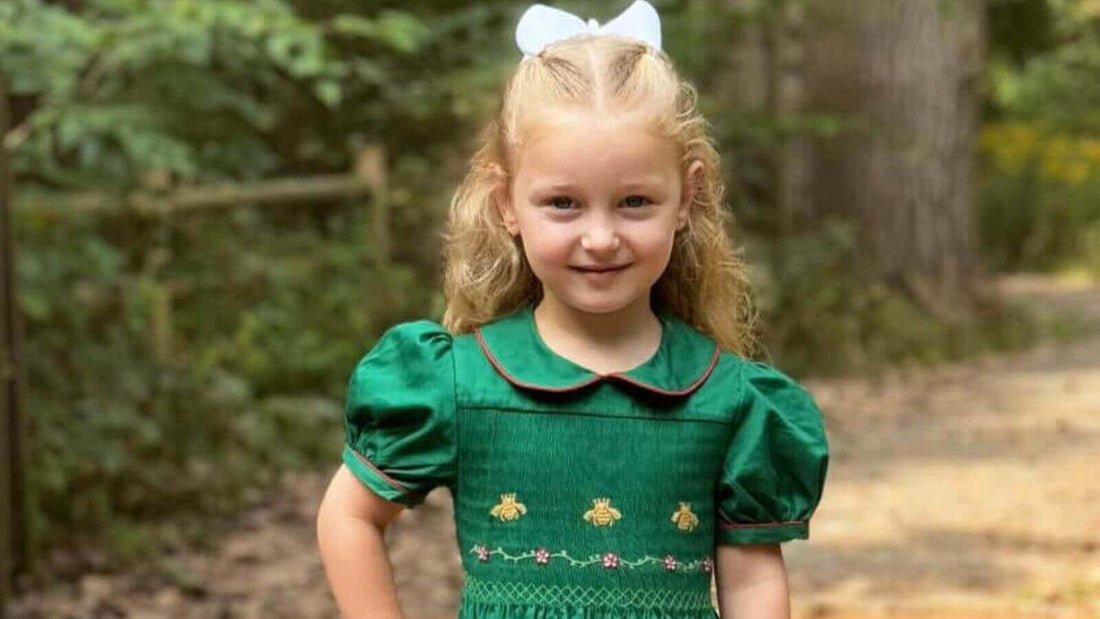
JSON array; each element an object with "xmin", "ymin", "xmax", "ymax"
[
  {"xmin": 714, "ymin": 543, "xmax": 791, "ymax": 619},
  {"xmin": 317, "ymin": 463, "xmax": 408, "ymax": 619}
]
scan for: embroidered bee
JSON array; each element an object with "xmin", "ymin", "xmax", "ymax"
[
  {"xmin": 670, "ymin": 502, "xmax": 700, "ymax": 532},
  {"xmin": 489, "ymin": 493, "xmax": 527, "ymax": 522},
  {"xmin": 583, "ymin": 498, "xmax": 622, "ymax": 527}
]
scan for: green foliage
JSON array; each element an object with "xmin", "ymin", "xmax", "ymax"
[
  {"xmin": 980, "ymin": 0, "xmax": 1100, "ymax": 274},
  {"xmin": 978, "ymin": 127, "xmax": 1100, "ymax": 273},
  {"xmin": 0, "ymin": 0, "xmax": 431, "ymax": 189},
  {"xmin": 330, "ymin": 11, "xmax": 431, "ymax": 53},
  {"xmin": 988, "ymin": 0, "xmax": 1056, "ymax": 66},
  {"xmin": 752, "ymin": 219, "xmax": 1043, "ymax": 377},
  {"xmin": 4, "ymin": 0, "xmax": 511, "ymax": 572},
  {"xmin": 17, "ymin": 201, "xmax": 433, "ymax": 567},
  {"xmin": 1000, "ymin": 35, "xmax": 1100, "ymax": 132}
]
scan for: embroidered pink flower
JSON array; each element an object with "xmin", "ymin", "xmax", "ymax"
[
  {"xmin": 474, "ymin": 544, "xmax": 490, "ymax": 562},
  {"xmin": 533, "ymin": 547, "xmax": 551, "ymax": 565},
  {"xmin": 700, "ymin": 556, "xmax": 714, "ymax": 573},
  {"xmin": 663, "ymin": 554, "xmax": 678, "ymax": 571},
  {"xmin": 601, "ymin": 552, "xmax": 620, "ymax": 569}
]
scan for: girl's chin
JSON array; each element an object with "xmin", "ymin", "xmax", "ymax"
[{"xmin": 548, "ymin": 292, "xmax": 650, "ymax": 316}]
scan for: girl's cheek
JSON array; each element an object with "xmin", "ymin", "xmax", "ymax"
[
  {"xmin": 630, "ymin": 220, "xmax": 674, "ymax": 251},
  {"xmin": 527, "ymin": 217, "xmax": 578, "ymax": 249},
  {"xmin": 636, "ymin": 229, "xmax": 679, "ymax": 278},
  {"xmin": 528, "ymin": 237, "xmax": 575, "ymax": 269}
]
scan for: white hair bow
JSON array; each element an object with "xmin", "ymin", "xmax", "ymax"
[{"xmin": 515, "ymin": 1, "xmax": 663, "ymax": 60}]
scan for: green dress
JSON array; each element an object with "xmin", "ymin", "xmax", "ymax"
[{"xmin": 341, "ymin": 301, "xmax": 829, "ymax": 618}]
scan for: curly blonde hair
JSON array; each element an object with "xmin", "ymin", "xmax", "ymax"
[{"xmin": 440, "ymin": 34, "xmax": 758, "ymax": 357}]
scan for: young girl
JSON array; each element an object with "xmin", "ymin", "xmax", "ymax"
[{"xmin": 316, "ymin": 2, "xmax": 829, "ymax": 617}]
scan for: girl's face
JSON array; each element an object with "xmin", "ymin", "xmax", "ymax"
[{"xmin": 495, "ymin": 110, "xmax": 703, "ymax": 316}]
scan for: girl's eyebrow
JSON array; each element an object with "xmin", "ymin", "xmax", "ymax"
[
  {"xmin": 531, "ymin": 181, "xmax": 580, "ymax": 192},
  {"xmin": 529, "ymin": 176, "xmax": 667, "ymax": 193}
]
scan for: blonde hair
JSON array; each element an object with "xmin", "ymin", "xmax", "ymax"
[{"xmin": 440, "ymin": 34, "xmax": 759, "ymax": 357}]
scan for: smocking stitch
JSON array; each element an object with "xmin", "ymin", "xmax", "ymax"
[{"xmin": 461, "ymin": 574, "xmax": 715, "ymax": 610}]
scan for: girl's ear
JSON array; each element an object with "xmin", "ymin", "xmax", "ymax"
[{"xmin": 678, "ymin": 159, "xmax": 705, "ymax": 230}]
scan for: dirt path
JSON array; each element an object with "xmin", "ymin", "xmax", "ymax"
[
  {"xmin": 789, "ymin": 274, "xmax": 1100, "ymax": 618},
  {"xmin": 8, "ymin": 275, "xmax": 1100, "ymax": 618}
]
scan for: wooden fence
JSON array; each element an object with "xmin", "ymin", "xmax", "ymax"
[{"xmin": 1, "ymin": 76, "xmax": 25, "ymax": 619}]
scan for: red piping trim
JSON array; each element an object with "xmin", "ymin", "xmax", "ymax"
[
  {"xmin": 608, "ymin": 344, "xmax": 720, "ymax": 396},
  {"xmin": 719, "ymin": 520, "xmax": 808, "ymax": 529},
  {"xmin": 475, "ymin": 328, "xmax": 603, "ymax": 393},
  {"xmin": 348, "ymin": 447, "xmax": 420, "ymax": 497},
  {"xmin": 475, "ymin": 327, "xmax": 721, "ymax": 396}
]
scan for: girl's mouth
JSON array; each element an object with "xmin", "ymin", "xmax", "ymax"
[{"xmin": 570, "ymin": 264, "xmax": 630, "ymax": 273}]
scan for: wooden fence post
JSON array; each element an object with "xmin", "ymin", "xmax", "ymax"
[
  {"xmin": 0, "ymin": 73, "xmax": 30, "ymax": 616},
  {"xmin": 0, "ymin": 72, "xmax": 11, "ymax": 617},
  {"xmin": 355, "ymin": 145, "xmax": 389, "ymax": 265}
]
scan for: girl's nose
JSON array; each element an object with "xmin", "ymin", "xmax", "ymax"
[{"xmin": 580, "ymin": 225, "xmax": 621, "ymax": 252}]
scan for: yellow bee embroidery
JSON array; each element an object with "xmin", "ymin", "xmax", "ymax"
[
  {"xmin": 489, "ymin": 493, "xmax": 527, "ymax": 522},
  {"xmin": 670, "ymin": 502, "xmax": 700, "ymax": 532},
  {"xmin": 583, "ymin": 498, "xmax": 623, "ymax": 527}
]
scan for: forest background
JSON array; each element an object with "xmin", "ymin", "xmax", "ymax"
[{"xmin": 2, "ymin": 0, "xmax": 1100, "ymax": 611}]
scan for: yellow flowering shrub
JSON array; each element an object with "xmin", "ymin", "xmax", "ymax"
[{"xmin": 980, "ymin": 121, "xmax": 1100, "ymax": 186}]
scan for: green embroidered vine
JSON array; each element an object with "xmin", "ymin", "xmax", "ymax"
[{"xmin": 469, "ymin": 544, "xmax": 713, "ymax": 573}]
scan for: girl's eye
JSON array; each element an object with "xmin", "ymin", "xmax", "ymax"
[
  {"xmin": 545, "ymin": 196, "xmax": 577, "ymax": 210},
  {"xmin": 623, "ymin": 195, "xmax": 652, "ymax": 208},
  {"xmin": 541, "ymin": 195, "xmax": 652, "ymax": 209}
]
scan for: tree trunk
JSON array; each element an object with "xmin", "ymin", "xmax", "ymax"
[
  {"xmin": 804, "ymin": 0, "xmax": 986, "ymax": 320},
  {"xmin": 719, "ymin": 0, "xmax": 811, "ymax": 234}
]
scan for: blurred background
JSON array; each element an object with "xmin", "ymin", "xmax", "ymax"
[{"xmin": 1, "ymin": 0, "xmax": 1098, "ymax": 617}]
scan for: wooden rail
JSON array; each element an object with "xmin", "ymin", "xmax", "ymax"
[{"xmin": 19, "ymin": 170, "xmax": 377, "ymax": 218}]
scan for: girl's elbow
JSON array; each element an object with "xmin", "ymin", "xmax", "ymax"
[{"xmin": 715, "ymin": 543, "xmax": 788, "ymax": 589}]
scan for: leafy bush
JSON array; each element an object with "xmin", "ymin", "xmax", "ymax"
[
  {"xmin": 17, "ymin": 200, "xmax": 434, "ymax": 568},
  {"xmin": 751, "ymin": 219, "xmax": 1043, "ymax": 377},
  {"xmin": 978, "ymin": 122, "xmax": 1100, "ymax": 273},
  {"xmin": 981, "ymin": 2, "xmax": 1100, "ymax": 275}
]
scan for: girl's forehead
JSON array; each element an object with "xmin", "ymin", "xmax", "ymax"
[
  {"xmin": 512, "ymin": 110, "xmax": 678, "ymax": 176},
  {"xmin": 518, "ymin": 107, "xmax": 664, "ymax": 144}
]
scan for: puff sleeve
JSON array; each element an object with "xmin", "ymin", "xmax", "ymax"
[
  {"xmin": 341, "ymin": 320, "xmax": 457, "ymax": 508},
  {"xmin": 716, "ymin": 360, "xmax": 829, "ymax": 544}
]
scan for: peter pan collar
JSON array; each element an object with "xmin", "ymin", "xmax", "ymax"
[{"xmin": 474, "ymin": 302, "xmax": 721, "ymax": 396}]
